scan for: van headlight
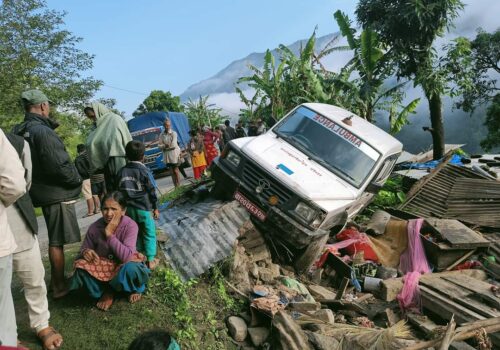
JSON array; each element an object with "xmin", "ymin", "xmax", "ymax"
[
  {"xmin": 294, "ymin": 202, "xmax": 319, "ymax": 223},
  {"xmin": 225, "ymin": 151, "xmax": 241, "ymax": 168}
]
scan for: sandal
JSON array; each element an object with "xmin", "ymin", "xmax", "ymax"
[
  {"xmin": 37, "ymin": 326, "xmax": 63, "ymax": 350},
  {"xmin": 82, "ymin": 212, "xmax": 95, "ymax": 218}
]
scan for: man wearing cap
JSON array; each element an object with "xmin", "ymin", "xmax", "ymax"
[{"xmin": 13, "ymin": 89, "xmax": 82, "ymax": 302}]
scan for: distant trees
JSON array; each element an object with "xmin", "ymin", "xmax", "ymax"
[
  {"xmin": 133, "ymin": 90, "xmax": 183, "ymax": 116},
  {"xmin": 184, "ymin": 95, "xmax": 223, "ymax": 129},
  {"xmin": 0, "ymin": 0, "xmax": 101, "ymax": 129}
]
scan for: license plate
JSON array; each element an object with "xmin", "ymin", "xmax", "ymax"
[{"xmin": 234, "ymin": 191, "xmax": 267, "ymax": 221}]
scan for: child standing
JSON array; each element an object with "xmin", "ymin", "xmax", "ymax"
[
  {"xmin": 117, "ymin": 140, "xmax": 159, "ymax": 269},
  {"xmin": 188, "ymin": 130, "xmax": 207, "ymax": 180}
]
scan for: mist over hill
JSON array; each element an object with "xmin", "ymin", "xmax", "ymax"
[{"xmin": 180, "ymin": 1, "xmax": 499, "ymax": 154}]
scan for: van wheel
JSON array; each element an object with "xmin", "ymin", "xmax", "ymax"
[
  {"xmin": 294, "ymin": 233, "xmax": 329, "ymax": 274},
  {"xmin": 211, "ymin": 181, "xmax": 231, "ymax": 201}
]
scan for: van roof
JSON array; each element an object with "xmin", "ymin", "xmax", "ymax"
[{"xmin": 302, "ymin": 103, "xmax": 403, "ymax": 156}]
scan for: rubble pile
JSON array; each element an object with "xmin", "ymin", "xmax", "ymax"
[{"xmin": 223, "ymin": 154, "xmax": 500, "ymax": 350}]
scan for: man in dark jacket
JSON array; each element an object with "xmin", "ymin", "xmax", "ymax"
[
  {"xmin": 13, "ymin": 89, "xmax": 82, "ymax": 299},
  {"xmin": 222, "ymin": 119, "xmax": 236, "ymax": 144}
]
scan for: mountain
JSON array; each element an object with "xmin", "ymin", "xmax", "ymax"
[{"xmin": 179, "ymin": 33, "xmax": 342, "ymax": 101}]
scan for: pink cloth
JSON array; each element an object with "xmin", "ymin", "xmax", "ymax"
[{"xmin": 397, "ymin": 218, "xmax": 430, "ymax": 313}]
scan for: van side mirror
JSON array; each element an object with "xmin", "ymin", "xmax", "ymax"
[{"xmin": 366, "ymin": 182, "xmax": 383, "ymax": 194}]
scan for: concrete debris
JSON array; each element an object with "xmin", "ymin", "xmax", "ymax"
[
  {"xmin": 307, "ymin": 284, "xmax": 337, "ymax": 300},
  {"xmin": 311, "ymin": 309, "xmax": 335, "ymax": 324}
]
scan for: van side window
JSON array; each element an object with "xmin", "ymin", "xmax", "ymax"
[{"xmin": 373, "ymin": 154, "xmax": 399, "ymax": 185}]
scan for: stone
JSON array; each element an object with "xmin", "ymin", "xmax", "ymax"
[
  {"xmin": 312, "ymin": 268, "xmax": 323, "ymax": 284},
  {"xmin": 268, "ymin": 262, "xmax": 281, "ymax": 278},
  {"xmin": 307, "ymin": 285, "xmax": 337, "ymax": 300},
  {"xmin": 250, "ymin": 263, "xmax": 259, "ymax": 279},
  {"xmin": 239, "ymin": 311, "xmax": 252, "ymax": 324},
  {"xmin": 248, "ymin": 327, "xmax": 270, "ymax": 346},
  {"xmin": 312, "ymin": 309, "xmax": 335, "ymax": 324},
  {"xmin": 227, "ymin": 316, "xmax": 248, "ymax": 342},
  {"xmin": 247, "ymin": 244, "xmax": 271, "ymax": 262},
  {"xmin": 288, "ymin": 302, "xmax": 321, "ymax": 312},
  {"xmin": 258, "ymin": 267, "xmax": 276, "ymax": 283}
]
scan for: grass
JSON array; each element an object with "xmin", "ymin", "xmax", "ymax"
[{"xmin": 12, "ymin": 244, "xmax": 243, "ymax": 350}]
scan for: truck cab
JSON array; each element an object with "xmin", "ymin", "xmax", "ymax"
[
  {"xmin": 211, "ymin": 103, "xmax": 402, "ymax": 271},
  {"xmin": 127, "ymin": 111, "xmax": 190, "ymax": 173}
]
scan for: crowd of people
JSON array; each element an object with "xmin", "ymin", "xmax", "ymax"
[{"xmin": 0, "ymin": 89, "xmax": 270, "ymax": 349}]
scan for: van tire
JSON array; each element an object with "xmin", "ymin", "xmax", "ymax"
[
  {"xmin": 211, "ymin": 181, "xmax": 231, "ymax": 201},
  {"xmin": 294, "ymin": 233, "xmax": 329, "ymax": 274}
]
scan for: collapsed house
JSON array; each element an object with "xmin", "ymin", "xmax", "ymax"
[{"xmin": 156, "ymin": 151, "xmax": 500, "ymax": 349}]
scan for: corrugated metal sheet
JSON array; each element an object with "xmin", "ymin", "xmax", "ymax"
[
  {"xmin": 157, "ymin": 199, "xmax": 249, "ymax": 280},
  {"xmin": 446, "ymin": 178, "xmax": 500, "ymax": 228},
  {"xmin": 400, "ymin": 164, "xmax": 489, "ymax": 218}
]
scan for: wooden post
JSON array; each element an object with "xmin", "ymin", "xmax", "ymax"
[{"xmin": 335, "ymin": 277, "xmax": 349, "ymax": 300}]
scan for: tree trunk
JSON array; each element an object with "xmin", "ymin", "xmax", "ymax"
[{"xmin": 428, "ymin": 93, "xmax": 445, "ymax": 160}]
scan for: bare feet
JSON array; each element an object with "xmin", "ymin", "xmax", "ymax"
[
  {"xmin": 129, "ymin": 293, "xmax": 142, "ymax": 304},
  {"xmin": 96, "ymin": 291, "xmax": 114, "ymax": 311},
  {"xmin": 146, "ymin": 258, "xmax": 160, "ymax": 270}
]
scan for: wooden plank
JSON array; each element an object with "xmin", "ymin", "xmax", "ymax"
[
  {"xmin": 443, "ymin": 275, "xmax": 500, "ymax": 310},
  {"xmin": 424, "ymin": 218, "xmax": 490, "ymax": 248},
  {"xmin": 420, "ymin": 285, "xmax": 486, "ymax": 322},
  {"xmin": 445, "ymin": 250, "xmax": 476, "ymax": 271},
  {"xmin": 420, "ymin": 278, "xmax": 499, "ymax": 319},
  {"xmin": 380, "ymin": 269, "xmax": 488, "ymax": 302},
  {"xmin": 335, "ymin": 277, "xmax": 349, "ymax": 300}
]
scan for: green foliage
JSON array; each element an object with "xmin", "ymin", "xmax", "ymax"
[
  {"xmin": 365, "ymin": 176, "xmax": 406, "ymax": 215},
  {"xmin": 445, "ymin": 29, "xmax": 499, "ymax": 113},
  {"xmin": 159, "ymin": 185, "xmax": 190, "ymax": 203},
  {"xmin": 356, "ymin": 0, "xmax": 465, "ymax": 159},
  {"xmin": 133, "ymin": 90, "xmax": 183, "ymax": 117},
  {"xmin": 184, "ymin": 95, "xmax": 223, "ymax": 129},
  {"xmin": 150, "ymin": 268, "xmax": 198, "ymax": 344},
  {"xmin": 0, "ymin": 0, "xmax": 101, "ymax": 130},
  {"xmin": 481, "ymin": 93, "xmax": 500, "ymax": 151}
]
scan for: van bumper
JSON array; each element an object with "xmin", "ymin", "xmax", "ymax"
[{"xmin": 211, "ymin": 158, "xmax": 328, "ymax": 249}]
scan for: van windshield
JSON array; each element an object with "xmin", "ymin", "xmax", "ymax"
[{"xmin": 273, "ymin": 106, "xmax": 379, "ymax": 187}]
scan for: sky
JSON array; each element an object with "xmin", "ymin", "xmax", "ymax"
[
  {"xmin": 46, "ymin": 0, "xmax": 355, "ymax": 116},
  {"xmin": 46, "ymin": 0, "xmax": 499, "ymax": 117}
]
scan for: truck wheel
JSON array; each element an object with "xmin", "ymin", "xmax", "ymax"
[
  {"xmin": 294, "ymin": 233, "xmax": 329, "ymax": 274},
  {"xmin": 211, "ymin": 181, "xmax": 231, "ymax": 201}
]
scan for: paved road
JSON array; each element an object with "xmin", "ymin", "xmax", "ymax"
[{"xmin": 36, "ymin": 167, "xmax": 194, "ymax": 256}]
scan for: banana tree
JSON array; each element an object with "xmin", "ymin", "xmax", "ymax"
[{"xmin": 334, "ymin": 10, "xmax": 419, "ymax": 132}]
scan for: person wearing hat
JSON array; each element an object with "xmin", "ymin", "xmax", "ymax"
[{"xmin": 13, "ymin": 89, "xmax": 82, "ymax": 306}]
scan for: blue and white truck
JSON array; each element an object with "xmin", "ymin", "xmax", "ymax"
[{"xmin": 127, "ymin": 111, "xmax": 190, "ymax": 173}]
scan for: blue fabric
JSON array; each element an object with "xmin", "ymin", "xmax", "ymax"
[
  {"xmin": 399, "ymin": 154, "xmax": 464, "ymax": 170},
  {"xmin": 167, "ymin": 339, "xmax": 181, "ymax": 350},
  {"xmin": 69, "ymin": 262, "xmax": 150, "ymax": 298}
]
